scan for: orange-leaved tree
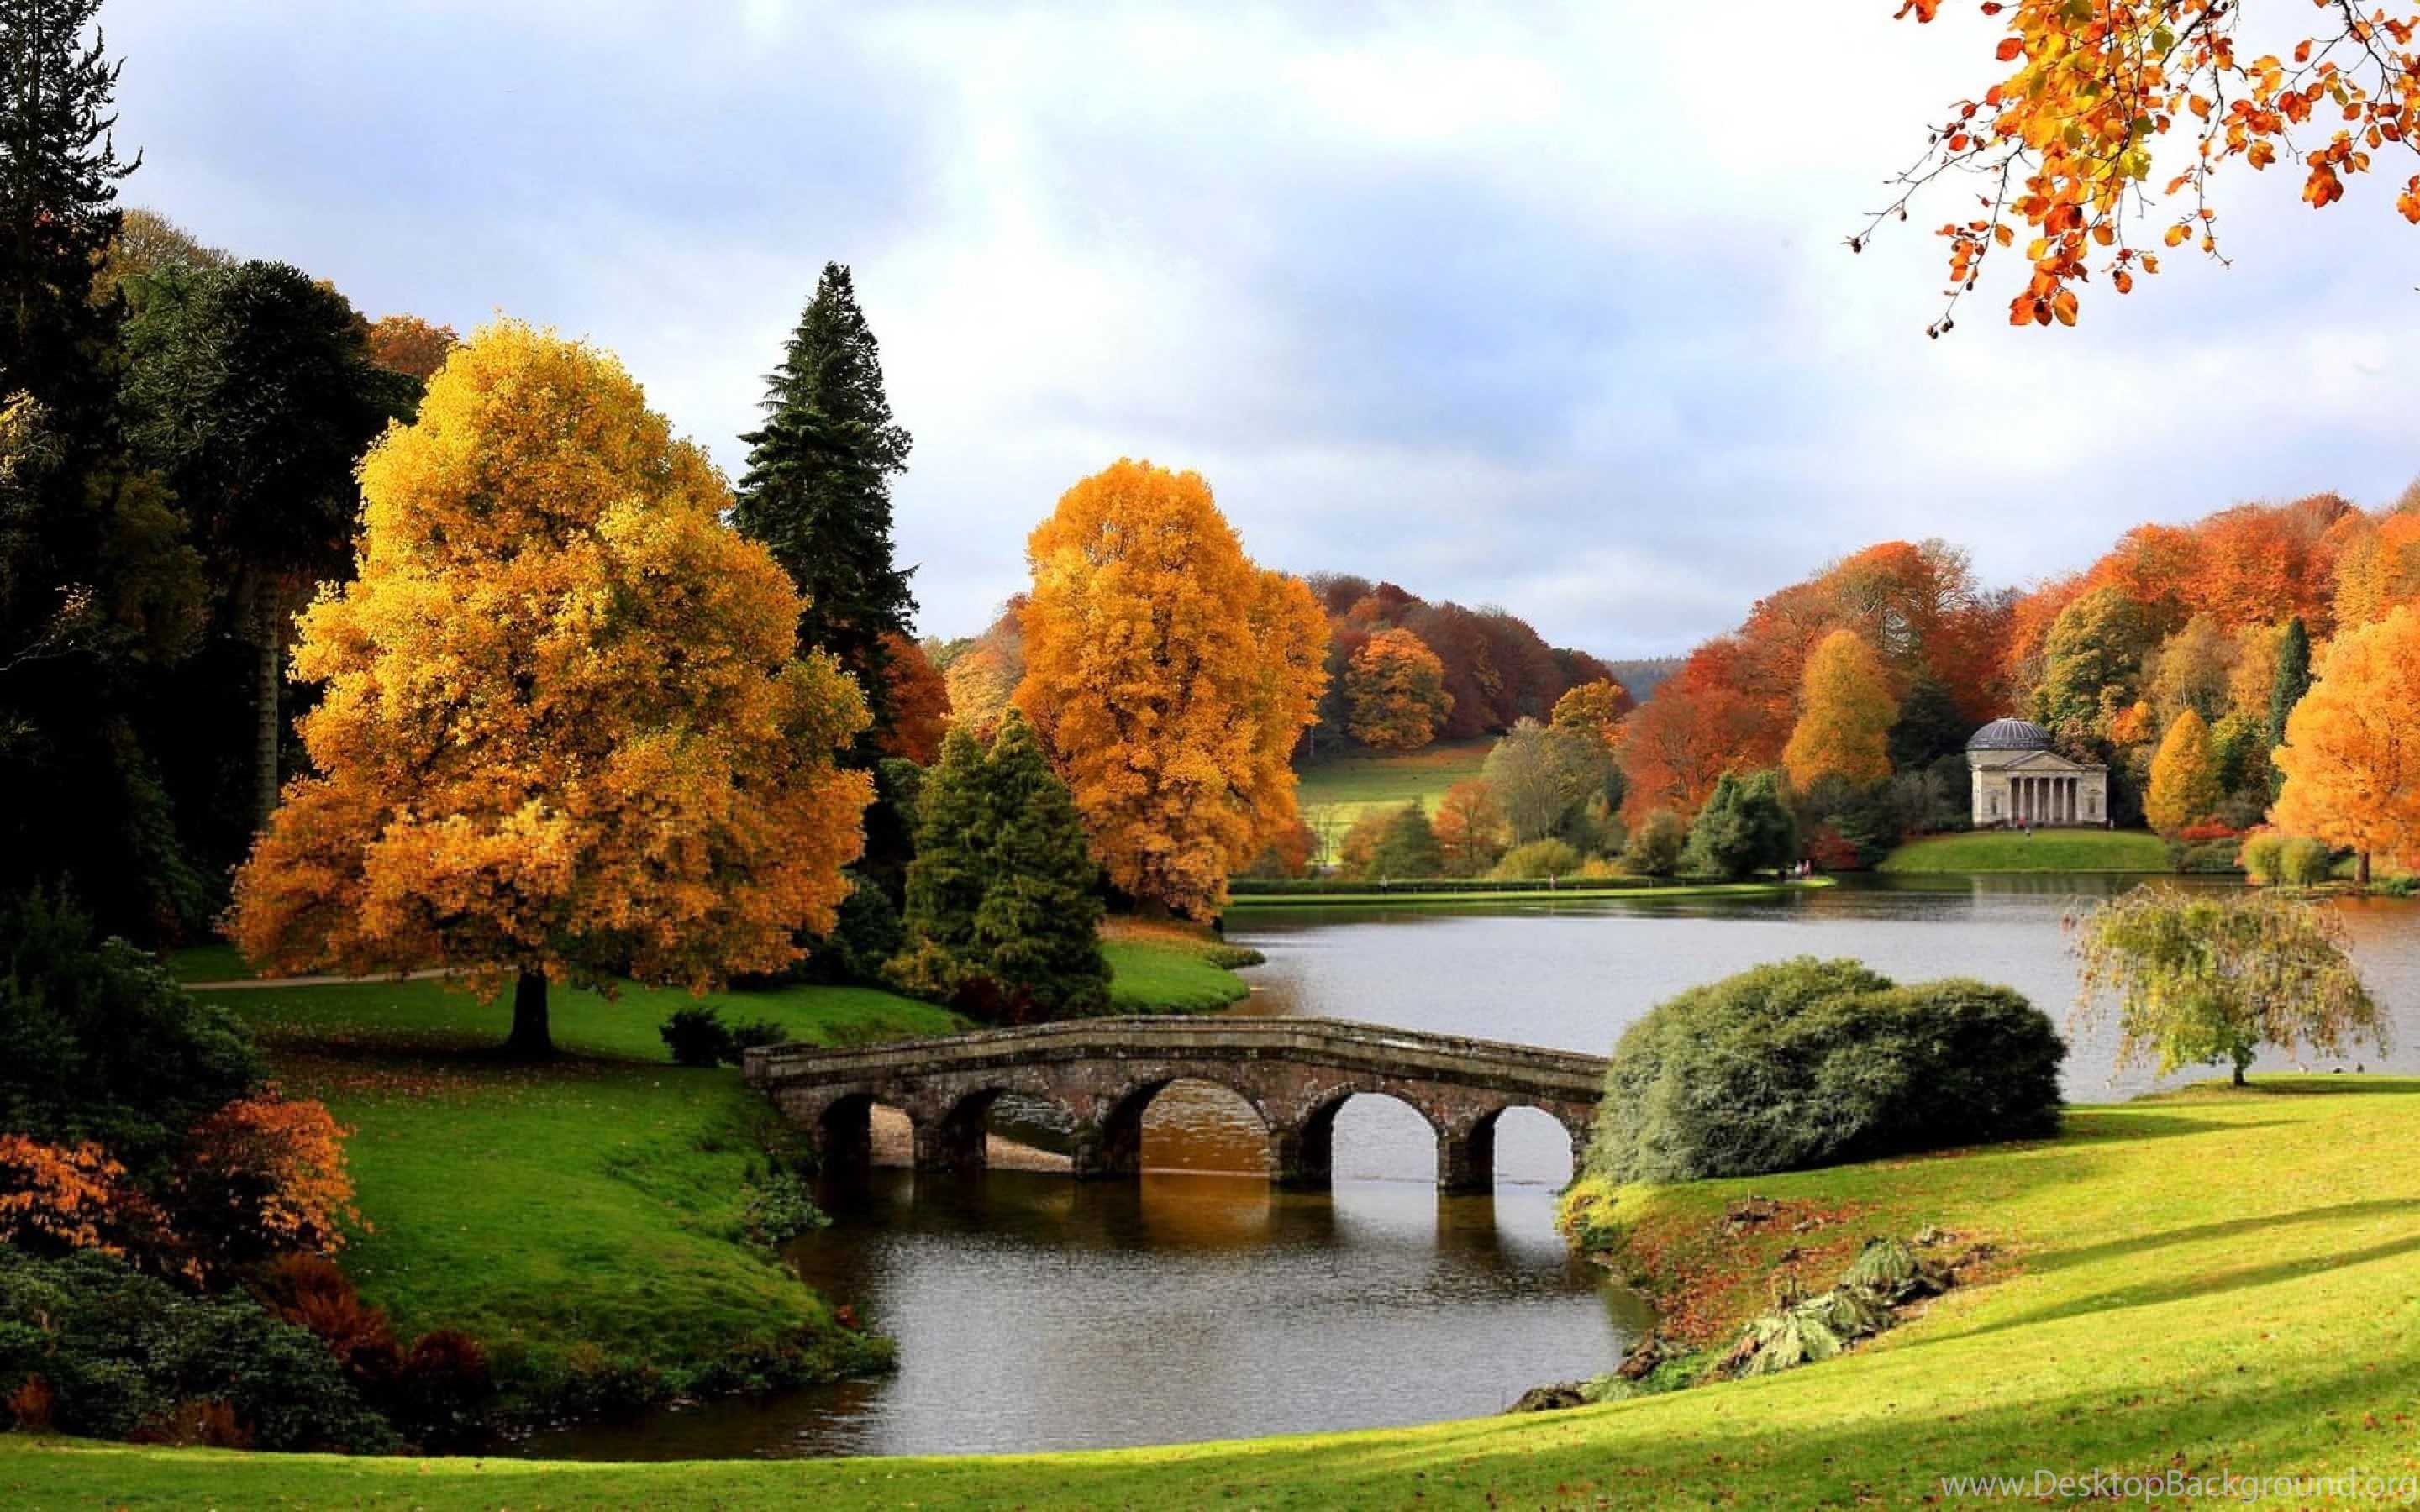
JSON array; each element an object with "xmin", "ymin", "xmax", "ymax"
[
  {"xmin": 1783, "ymin": 629, "xmax": 1899, "ymax": 789},
  {"xmin": 1432, "ymin": 778, "xmax": 1508, "ymax": 877},
  {"xmin": 2272, "ymin": 604, "xmax": 2420, "ymax": 882},
  {"xmin": 229, "ymin": 321, "xmax": 873, "ymax": 1056},
  {"xmin": 873, "ymin": 631, "xmax": 952, "ymax": 765},
  {"xmin": 1878, "ymin": 2, "xmax": 2420, "ymax": 331},
  {"xmin": 1015, "ymin": 459, "xmax": 1327, "ymax": 918},
  {"xmin": 1345, "ymin": 627, "xmax": 1452, "ymax": 752}
]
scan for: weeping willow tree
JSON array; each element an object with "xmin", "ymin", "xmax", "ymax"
[{"xmin": 2068, "ymin": 886, "xmax": 2384, "ymax": 1088}]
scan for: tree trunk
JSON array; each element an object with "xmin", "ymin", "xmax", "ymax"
[
  {"xmin": 254, "ymin": 585, "xmax": 282, "ymax": 830},
  {"xmin": 2358, "ymin": 851, "xmax": 2373, "ymax": 888},
  {"xmin": 504, "ymin": 969, "xmax": 553, "ymax": 1058}
]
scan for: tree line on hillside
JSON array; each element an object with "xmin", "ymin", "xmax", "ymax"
[{"xmin": 1597, "ymin": 497, "xmax": 2420, "ymax": 883}]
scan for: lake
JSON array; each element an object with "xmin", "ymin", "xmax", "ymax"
[{"xmin": 516, "ymin": 874, "xmax": 2420, "ymax": 1460}]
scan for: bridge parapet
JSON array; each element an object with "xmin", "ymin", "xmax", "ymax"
[{"xmin": 748, "ymin": 1016, "xmax": 1608, "ymax": 1194}]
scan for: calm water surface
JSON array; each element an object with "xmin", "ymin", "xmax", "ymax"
[{"xmin": 518, "ymin": 873, "xmax": 2420, "ymax": 1460}]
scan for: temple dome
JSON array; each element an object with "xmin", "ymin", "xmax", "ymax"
[{"xmin": 1966, "ymin": 717, "xmax": 2054, "ymax": 753}]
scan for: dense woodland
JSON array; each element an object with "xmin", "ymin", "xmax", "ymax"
[{"xmin": 5, "ymin": 0, "xmax": 2420, "ymax": 1475}]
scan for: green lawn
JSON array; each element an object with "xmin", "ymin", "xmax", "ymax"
[
  {"xmin": 1880, "ymin": 827, "xmax": 2176, "ymax": 873},
  {"xmin": 18, "ymin": 1076, "xmax": 2420, "ymax": 1507},
  {"xmin": 1102, "ymin": 936, "xmax": 1254, "ymax": 1012},
  {"xmin": 183, "ymin": 973, "xmax": 962, "ymax": 1411},
  {"xmin": 1294, "ymin": 738, "xmax": 1493, "ymax": 826}
]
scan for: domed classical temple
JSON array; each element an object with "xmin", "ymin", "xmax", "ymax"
[{"xmin": 1965, "ymin": 717, "xmax": 2108, "ymax": 828}]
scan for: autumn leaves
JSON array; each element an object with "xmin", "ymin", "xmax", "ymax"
[
  {"xmin": 228, "ymin": 323, "xmax": 876, "ymax": 1049},
  {"xmin": 1883, "ymin": 2, "xmax": 2420, "ymax": 329},
  {"xmin": 224, "ymin": 323, "xmax": 1328, "ymax": 1048},
  {"xmin": 1018, "ymin": 460, "xmax": 1327, "ymax": 920}
]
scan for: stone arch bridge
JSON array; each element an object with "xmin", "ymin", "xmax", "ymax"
[{"xmin": 744, "ymin": 1017, "xmax": 1608, "ymax": 1193}]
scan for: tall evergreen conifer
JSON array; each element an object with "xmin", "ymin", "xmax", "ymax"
[
  {"xmin": 0, "ymin": 5, "xmax": 208, "ymax": 936},
  {"xmin": 732, "ymin": 263, "xmax": 915, "ymax": 744},
  {"xmin": 892, "ymin": 714, "xmax": 1107, "ymax": 1021},
  {"xmin": 971, "ymin": 713, "xmax": 1108, "ymax": 1019},
  {"xmin": 0, "ymin": 0, "xmax": 134, "ymax": 423},
  {"xmin": 2265, "ymin": 616, "xmax": 2312, "ymax": 796}
]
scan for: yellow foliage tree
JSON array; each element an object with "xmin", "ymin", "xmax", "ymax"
[
  {"xmin": 1550, "ymin": 678, "xmax": 1632, "ymax": 753},
  {"xmin": 228, "ymin": 322, "xmax": 872, "ymax": 1056},
  {"xmin": 1015, "ymin": 459, "xmax": 1328, "ymax": 918},
  {"xmin": 2144, "ymin": 708, "xmax": 2223, "ymax": 835},
  {"xmin": 2273, "ymin": 606, "xmax": 2420, "ymax": 883},
  {"xmin": 1782, "ymin": 629, "xmax": 1898, "ymax": 789},
  {"xmin": 1345, "ymin": 627, "xmax": 1451, "ymax": 752}
]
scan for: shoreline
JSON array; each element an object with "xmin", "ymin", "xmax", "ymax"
[{"xmin": 1224, "ymin": 878, "xmax": 1835, "ymax": 910}]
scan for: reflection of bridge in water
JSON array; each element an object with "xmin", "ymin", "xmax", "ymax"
[{"xmin": 745, "ymin": 1017, "xmax": 1607, "ymax": 1193}]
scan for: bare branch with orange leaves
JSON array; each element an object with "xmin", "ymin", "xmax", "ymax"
[{"xmin": 1865, "ymin": 2, "xmax": 2420, "ymax": 332}]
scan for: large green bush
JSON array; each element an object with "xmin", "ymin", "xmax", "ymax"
[
  {"xmin": 0, "ymin": 890, "xmax": 260, "ymax": 1176},
  {"xmin": 1591, "ymin": 958, "xmax": 2065, "ymax": 1184},
  {"xmin": 0, "ymin": 1248, "xmax": 394, "ymax": 1452}
]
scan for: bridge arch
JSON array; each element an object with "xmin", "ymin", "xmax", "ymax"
[
  {"xmin": 1081, "ymin": 1074, "xmax": 1277, "ymax": 1180},
  {"xmin": 1272, "ymin": 1086, "xmax": 1445, "ymax": 1189},
  {"xmin": 1444, "ymin": 1102, "xmax": 1591, "ymax": 1191}
]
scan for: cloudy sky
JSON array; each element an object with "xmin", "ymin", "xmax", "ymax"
[{"xmin": 103, "ymin": 1, "xmax": 2420, "ymax": 656}]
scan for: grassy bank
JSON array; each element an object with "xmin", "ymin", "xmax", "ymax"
[
  {"xmin": 22, "ymin": 1074, "xmax": 2420, "ymax": 1507},
  {"xmin": 1880, "ymin": 827, "xmax": 2174, "ymax": 873},
  {"xmin": 1101, "ymin": 921, "xmax": 1258, "ymax": 1011},
  {"xmin": 186, "ymin": 973, "xmax": 962, "ymax": 1414},
  {"xmin": 151, "ymin": 931, "xmax": 1248, "ymax": 1412},
  {"xmin": 1294, "ymin": 738, "xmax": 1492, "ymax": 827},
  {"xmin": 1225, "ymin": 878, "xmax": 1833, "ymax": 909}
]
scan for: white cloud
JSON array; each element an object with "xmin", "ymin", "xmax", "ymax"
[{"xmin": 99, "ymin": 0, "xmax": 2420, "ymax": 650}]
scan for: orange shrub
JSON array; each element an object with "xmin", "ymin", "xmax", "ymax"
[
  {"xmin": 177, "ymin": 1090, "xmax": 360, "ymax": 1268},
  {"xmin": 0, "ymin": 1135, "xmax": 136, "ymax": 1257}
]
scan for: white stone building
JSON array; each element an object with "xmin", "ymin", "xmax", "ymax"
[{"xmin": 1966, "ymin": 717, "xmax": 2108, "ymax": 828}]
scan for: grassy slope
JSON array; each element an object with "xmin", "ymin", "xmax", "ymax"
[
  {"xmin": 20, "ymin": 1077, "xmax": 2420, "ymax": 1508},
  {"xmin": 1880, "ymin": 827, "xmax": 2175, "ymax": 873},
  {"xmin": 157, "ymin": 938, "xmax": 1239, "ymax": 1398},
  {"xmin": 196, "ymin": 974, "xmax": 964, "ymax": 1401},
  {"xmin": 1295, "ymin": 738, "xmax": 1493, "ymax": 826}
]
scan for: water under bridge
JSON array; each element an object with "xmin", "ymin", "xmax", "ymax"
[{"xmin": 744, "ymin": 1016, "xmax": 1608, "ymax": 1193}]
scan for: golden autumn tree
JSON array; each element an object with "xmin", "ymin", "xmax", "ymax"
[
  {"xmin": 2145, "ymin": 707, "xmax": 2224, "ymax": 833},
  {"xmin": 1879, "ymin": 2, "xmax": 2420, "ymax": 330},
  {"xmin": 228, "ymin": 322, "xmax": 872, "ymax": 1057},
  {"xmin": 1015, "ymin": 459, "xmax": 1327, "ymax": 918},
  {"xmin": 1783, "ymin": 629, "xmax": 1899, "ymax": 789},
  {"xmin": 1345, "ymin": 627, "xmax": 1452, "ymax": 752},
  {"xmin": 2272, "ymin": 605, "xmax": 2420, "ymax": 882},
  {"xmin": 1550, "ymin": 678, "xmax": 1633, "ymax": 753}
]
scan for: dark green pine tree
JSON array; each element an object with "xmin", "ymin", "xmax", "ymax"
[
  {"xmin": 894, "ymin": 724, "xmax": 991, "ymax": 999},
  {"xmin": 970, "ymin": 711, "xmax": 1108, "ymax": 1021},
  {"xmin": 0, "ymin": 0, "xmax": 135, "ymax": 425},
  {"xmin": 2265, "ymin": 615, "xmax": 2312, "ymax": 796},
  {"xmin": 732, "ymin": 262, "xmax": 915, "ymax": 746},
  {"xmin": 0, "ymin": 4, "xmax": 211, "ymax": 937}
]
